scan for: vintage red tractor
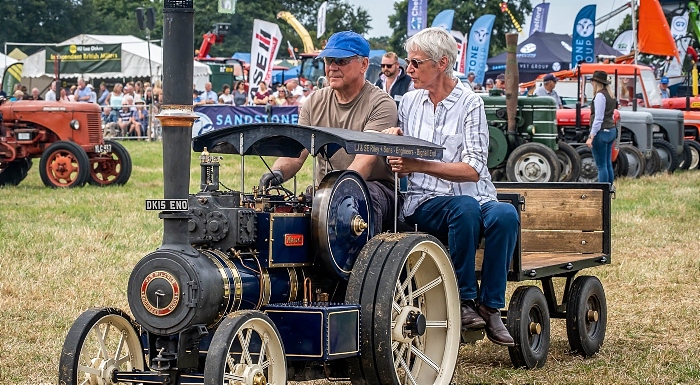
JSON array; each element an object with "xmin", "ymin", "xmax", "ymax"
[{"xmin": 0, "ymin": 99, "xmax": 131, "ymax": 187}]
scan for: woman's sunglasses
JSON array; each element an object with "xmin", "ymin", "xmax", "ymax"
[{"xmin": 405, "ymin": 57, "xmax": 433, "ymax": 68}]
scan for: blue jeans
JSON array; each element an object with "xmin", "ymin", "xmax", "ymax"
[
  {"xmin": 406, "ymin": 196, "xmax": 519, "ymax": 309},
  {"xmin": 592, "ymin": 127, "xmax": 617, "ymax": 184}
]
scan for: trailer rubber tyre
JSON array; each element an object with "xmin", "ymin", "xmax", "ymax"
[
  {"xmin": 204, "ymin": 310, "xmax": 286, "ymax": 385},
  {"xmin": 346, "ymin": 233, "xmax": 461, "ymax": 385},
  {"xmin": 88, "ymin": 140, "xmax": 132, "ymax": 186},
  {"xmin": 684, "ymin": 140, "xmax": 700, "ymax": 170},
  {"xmin": 506, "ymin": 142, "xmax": 561, "ymax": 182},
  {"xmin": 644, "ymin": 147, "xmax": 662, "ymax": 175},
  {"xmin": 566, "ymin": 276, "xmax": 607, "ymax": 357},
  {"xmin": 555, "ymin": 141, "xmax": 581, "ymax": 182},
  {"xmin": 0, "ymin": 159, "xmax": 32, "ymax": 186},
  {"xmin": 506, "ymin": 286, "xmax": 550, "ymax": 369},
  {"xmin": 576, "ymin": 147, "xmax": 598, "ymax": 182},
  {"xmin": 39, "ymin": 141, "xmax": 90, "ymax": 187},
  {"xmin": 58, "ymin": 307, "xmax": 145, "ymax": 385},
  {"xmin": 619, "ymin": 144, "xmax": 645, "ymax": 178},
  {"xmin": 653, "ymin": 139, "xmax": 679, "ymax": 173}
]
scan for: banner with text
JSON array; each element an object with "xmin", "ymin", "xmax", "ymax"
[
  {"xmin": 451, "ymin": 30, "xmax": 467, "ymax": 75},
  {"xmin": 317, "ymin": 1, "xmax": 328, "ymax": 38},
  {"xmin": 431, "ymin": 9, "xmax": 455, "ymax": 31},
  {"xmin": 528, "ymin": 2, "xmax": 550, "ymax": 36},
  {"xmin": 466, "ymin": 14, "xmax": 496, "ymax": 85},
  {"xmin": 45, "ymin": 44, "xmax": 121, "ymax": 74},
  {"xmin": 192, "ymin": 105, "xmax": 300, "ymax": 137},
  {"xmin": 407, "ymin": 0, "xmax": 428, "ymax": 37},
  {"xmin": 571, "ymin": 4, "xmax": 596, "ymax": 67},
  {"xmin": 248, "ymin": 19, "xmax": 282, "ymax": 102}
]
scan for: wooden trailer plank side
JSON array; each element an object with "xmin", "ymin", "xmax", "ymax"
[{"xmin": 521, "ymin": 230, "xmax": 604, "ymax": 254}]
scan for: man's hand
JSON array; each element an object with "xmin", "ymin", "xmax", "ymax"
[
  {"xmin": 387, "ymin": 156, "xmax": 421, "ymax": 174},
  {"xmin": 259, "ymin": 170, "xmax": 284, "ymax": 190},
  {"xmin": 382, "ymin": 127, "xmax": 403, "ymax": 135}
]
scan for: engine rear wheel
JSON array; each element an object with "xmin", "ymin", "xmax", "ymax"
[
  {"xmin": 88, "ymin": 140, "xmax": 132, "ymax": 186},
  {"xmin": 58, "ymin": 307, "xmax": 145, "ymax": 385},
  {"xmin": 39, "ymin": 141, "xmax": 90, "ymax": 187},
  {"xmin": 0, "ymin": 159, "xmax": 32, "ymax": 186},
  {"xmin": 555, "ymin": 141, "xmax": 581, "ymax": 182},
  {"xmin": 204, "ymin": 310, "xmax": 286, "ymax": 385},
  {"xmin": 346, "ymin": 233, "xmax": 460, "ymax": 385},
  {"xmin": 506, "ymin": 142, "xmax": 561, "ymax": 182}
]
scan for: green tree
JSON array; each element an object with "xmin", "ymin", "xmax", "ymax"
[{"xmin": 387, "ymin": 0, "xmax": 533, "ymax": 57}]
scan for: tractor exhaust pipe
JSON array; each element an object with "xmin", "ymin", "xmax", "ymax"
[
  {"xmin": 505, "ymin": 33, "xmax": 519, "ymax": 137},
  {"xmin": 156, "ymin": 0, "xmax": 198, "ymax": 254}
]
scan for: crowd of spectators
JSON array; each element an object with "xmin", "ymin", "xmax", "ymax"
[{"xmin": 194, "ymin": 78, "xmax": 315, "ymax": 108}]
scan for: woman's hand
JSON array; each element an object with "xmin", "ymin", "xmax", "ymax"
[
  {"xmin": 586, "ymin": 137, "xmax": 593, "ymax": 148},
  {"xmin": 387, "ymin": 156, "xmax": 421, "ymax": 174}
]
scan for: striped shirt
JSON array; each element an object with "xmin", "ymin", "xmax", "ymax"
[{"xmin": 399, "ymin": 80, "xmax": 496, "ymax": 218}]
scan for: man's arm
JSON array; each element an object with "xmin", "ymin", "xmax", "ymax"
[{"xmin": 269, "ymin": 150, "xmax": 310, "ymax": 181}]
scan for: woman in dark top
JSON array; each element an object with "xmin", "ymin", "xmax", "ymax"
[
  {"xmin": 233, "ymin": 81, "xmax": 248, "ymax": 106},
  {"xmin": 253, "ymin": 81, "xmax": 271, "ymax": 105},
  {"xmin": 586, "ymin": 70, "xmax": 618, "ymax": 189}
]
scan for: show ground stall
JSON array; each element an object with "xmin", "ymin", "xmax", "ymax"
[{"xmin": 20, "ymin": 34, "xmax": 211, "ymax": 91}]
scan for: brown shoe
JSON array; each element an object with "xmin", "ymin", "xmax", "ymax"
[
  {"xmin": 460, "ymin": 300, "xmax": 486, "ymax": 330},
  {"xmin": 477, "ymin": 304, "xmax": 515, "ymax": 346}
]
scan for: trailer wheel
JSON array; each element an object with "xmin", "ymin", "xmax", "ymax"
[
  {"xmin": 555, "ymin": 141, "xmax": 581, "ymax": 182},
  {"xmin": 644, "ymin": 147, "xmax": 662, "ymax": 175},
  {"xmin": 88, "ymin": 140, "xmax": 132, "ymax": 186},
  {"xmin": 576, "ymin": 147, "xmax": 598, "ymax": 182},
  {"xmin": 346, "ymin": 233, "xmax": 460, "ymax": 385},
  {"xmin": 58, "ymin": 307, "xmax": 145, "ymax": 385},
  {"xmin": 619, "ymin": 144, "xmax": 645, "ymax": 178},
  {"xmin": 566, "ymin": 276, "xmax": 607, "ymax": 357},
  {"xmin": 506, "ymin": 286, "xmax": 551, "ymax": 369},
  {"xmin": 0, "ymin": 159, "xmax": 32, "ymax": 186},
  {"xmin": 204, "ymin": 310, "xmax": 286, "ymax": 385},
  {"xmin": 684, "ymin": 140, "xmax": 700, "ymax": 170},
  {"xmin": 653, "ymin": 139, "xmax": 679, "ymax": 173},
  {"xmin": 506, "ymin": 142, "xmax": 560, "ymax": 182},
  {"xmin": 39, "ymin": 141, "xmax": 90, "ymax": 187}
]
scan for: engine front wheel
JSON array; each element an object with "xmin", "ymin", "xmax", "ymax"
[{"xmin": 58, "ymin": 307, "xmax": 145, "ymax": 385}]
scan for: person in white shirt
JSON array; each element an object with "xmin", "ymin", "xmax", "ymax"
[
  {"xmin": 44, "ymin": 81, "xmax": 57, "ymax": 101},
  {"xmin": 385, "ymin": 27, "xmax": 518, "ymax": 347},
  {"xmin": 202, "ymin": 82, "xmax": 218, "ymax": 104}
]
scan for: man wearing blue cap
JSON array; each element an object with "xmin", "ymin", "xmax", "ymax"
[
  {"xmin": 659, "ymin": 76, "xmax": 670, "ymax": 99},
  {"xmin": 259, "ymin": 31, "xmax": 399, "ymax": 234},
  {"xmin": 534, "ymin": 73, "xmax": 562, "ymax": 109}
]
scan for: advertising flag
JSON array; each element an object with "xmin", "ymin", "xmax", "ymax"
[
  {"xmin": 612, "ymin": 30, "xmax": 635, "ymax": 55},
  {"xmin": 317, "ymin": 1, "xmax": 328, "ymax": 38},
  {"xmin": 528, "ymin": 2, "xmax": 550, "ymax": 36},
  {"xmin": 287, "ymin": 41, "xmax": 297, "ymax": 61},
  {"xmin": 466, "ymin": 14, "xmax": 496, "ymax": 85},
  {"xmin": 431, "ymin": 9, "xmax": 455, "ymax": 31},
  {"xmin": 451, "ymin": 30, "xmax": 467, "ymax": 74},
  {"xmin": 248, "ymin": 19, "xmax": 282, "ymax": 102},
  {"xmin": 218, "ymin": 0, "xmax": 236, "ymax": 14},
  {"xmin": 667, "ymin": 13, "xmax": 691, "ymax": 76},
  {"xmin": 407, "ymin": 0, "xmax": 428, "ymax": 37},
  {"xmin": 571, "ymin": 4, "xmax": 596, "ymax": 67}
]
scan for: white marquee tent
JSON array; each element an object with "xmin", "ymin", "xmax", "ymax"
[
  {"xmin": 21, "ymin": 34, "xmax": 212, "ymax": 90},
  {"xmin": 1, "ymin": 53, "xmax": 19, "ymax": 86}
]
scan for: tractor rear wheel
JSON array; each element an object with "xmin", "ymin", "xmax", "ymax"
[
  {"xmin": 39, "ymin": 141, "xmax": 90, "ymax": 187},
  {"xmin": 88, "ymin": 140, "xmax": 132, "ymax": 186},
  {"xmin": 684, "ymin": 140, "xmax": 700, "ymax": 170},
  {"xmin": 555, "ymin": 141, "xmax": 581, "ymax": 182},
  {"xmin": 0, "ymin": 159, "xmax": 32, "ymax": 186},
  {"xmin": 346, "ymin": 233, "xmax": 461, "ymax": 385},
  {"xmin": 506, "ymin": 142, "xmax": 560, "ymax": 182},
  {"xmin": 653, "ymin": 139, "xmax": 679, "ymax": 173}
]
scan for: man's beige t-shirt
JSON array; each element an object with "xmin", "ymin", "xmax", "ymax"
[{"xmin": 299, "ymin": 80, "xmax": 398, "ymax": 184}]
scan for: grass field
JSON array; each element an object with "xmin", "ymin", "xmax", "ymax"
[{"xmin": 1, "ymin": 140, "xmax": 699, "ymax": 384}]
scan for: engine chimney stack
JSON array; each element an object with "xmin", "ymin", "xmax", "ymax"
[{"xmin": 156, "ymin": 0, "xmax": 198, "ymax": 254}]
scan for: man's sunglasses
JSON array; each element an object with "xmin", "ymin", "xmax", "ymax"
[
  {"xmin": 405, "ymin": 57, "xmax": 433, "ymax": 68},
  {"xmin": 381, "ymin": 63, "xmax": 397, "ymax": 68},
  {"xmin": 323, "ymin": 56, "xmax": 359, "ymax": 66}
]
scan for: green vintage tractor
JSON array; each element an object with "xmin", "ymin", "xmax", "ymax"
[{"xmin": 481, "ymin": 93, "xmax": 578, "ymax": 182}]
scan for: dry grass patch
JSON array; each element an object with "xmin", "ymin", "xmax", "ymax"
[{"xmin": 1, "ymin": 141, "xmax": 699, "ymax": 384}]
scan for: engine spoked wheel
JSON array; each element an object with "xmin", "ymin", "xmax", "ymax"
[
  {"xmin": 88, "ymin": 140, "xmax": 132, "ymax": 186},
  {"xmin": 204, "ymin": 310, "xmax": 286, "ymax": 385},
  {"xmin": 346, "ymin": 233, "xmax": 461, "ymax": 385},
  {"xmin": 58, "ymin": 307, "xmax": 145, "ymax": 385},
  {"xmin": 506, "ymin": 286, "xmax": 551, "ymax": 369},
  {"xmin": 39, "ymin": 140, "xmax": 90, "ymax": 187},
  {"xmin": 566, "ymin": 276, "xmax": 607, "ymax": 357},
  {"xmin": 506, "ymin": 142, "xmax": 561, "ymax": 182}
]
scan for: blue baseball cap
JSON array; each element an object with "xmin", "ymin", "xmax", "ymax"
[
  {"xmin": 317, "ymin": 31, "xmax": 370, "ymax": 59},
  {"xmin": 660, "ymin": 76, "xmax": 669, "ymax": 84}
]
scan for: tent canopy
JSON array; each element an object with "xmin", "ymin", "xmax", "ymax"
[
  {"xmin": 21, "ymin": 34, "xmax": 212, "ymax": 89},
  {"xmin": 0, "ymin": 53, "xmax": 19, "ymax": 86},
  {"xmin": 486, "ymin": 32, "xmax": 622, "ymax": 83}
]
